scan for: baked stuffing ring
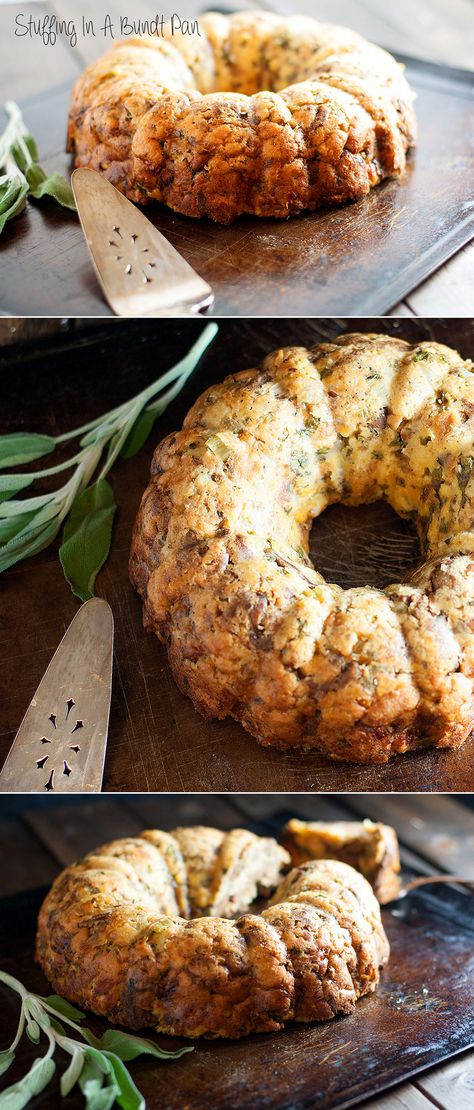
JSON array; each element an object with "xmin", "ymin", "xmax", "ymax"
[
  {"xmin": 67, "ymin": 11, "xmax": 416, "ymax": 223},
  {"xmin": 37, "ymin": 826, "xmax": 389, "ymax": 1038},
  {"xmin": 130, "ymin": 333, "xmax": 474, "ymax": 763}
]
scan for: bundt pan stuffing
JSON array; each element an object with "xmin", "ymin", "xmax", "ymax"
[
  {"xmin": 36, "ymin": 826, "xmax": 389, "ymax": 1039},
  {"xmin": 130, "ymin": 333, "xmax": 474, "ymax": 764},
  {"xmin": 67, "ymin": 11, "xmax": 416, "ymax": 223}
]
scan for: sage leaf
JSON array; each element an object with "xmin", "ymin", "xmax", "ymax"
[
  {"xmin": 60, "ymin": 1047, "xmax": 86, "ymax": 1097},
  {"xmin": 103, "ymin": 1052, "xmax": 144, "ymax": 1110},
  {"xmin": 25, "ymin": 1021, "xmax": 40, "ymax": 1044},
  {"xmin": 23, "ymin": 164, "xmax": 45, "ymax": 191},
  {"xmin": 0, "ymin": 177, "xmax": 25, "ymax": 216},
  {"xmin": 0, "ymin": 972, "xmax": 25, "ymax": 994},
  {"xmin": 82, "ymin": 1083, "xmax": 118, "ymax": 1110},
  {"xmin": 0, "ymin": 516, "xmax": 60, "ymax": 574},
  {"xmin": 0, "ymin": 1054, "xmax": 55, "ymax": 1110},
  {"xmin": 0, "ymin": 178, "xmax": 20, "ymax": 215},
  {"xmin": 1, "ymin": 500, "xmax": 59, "ymax": 545},
  {"xmin": 82, "ymin": 1047, "xmax": 115, "ymax": 1078},
  {"xmin": 0, "ymin": 491, "xmax": 56, "ymax": 518},
  {"xmin": 98, "ymin": 1029, "xmax": 192, "ymax": 1061},
  {"xmin": 0, "ymin": 433, "xmax": 56, "ymax": 469},
  {"xmin": 0, "ymin": 475, "xmax": 34, "ymax": 504},
  {"xmin": 10, "ymin": 140, "xmax": 30, "ymax": 174},
  {"xmin": 79, "ymin": 1051, "xmax": 119, "ymax": 1110},
  {"xmin": 26, "ymin": 167, "xmax": 76, "ymax": 211},
  {"xmin": 47, "ymin": 1017, "xmax": 67, "ymax": 1037},
  {"xmin": 0, "ymin": 1051, "xmax": 15, "ymax": 1078},
  {"xmin": 77, "ymin": 1056, "xmax": 104, "ymax": 1089},
  {"xmin": 0, "ymin": 179, "xmax": 28, "ymax": 234},
  {"xmin": 43, "ymin": 995, "xmax": 86, "ymax": 1022},
  {"xmin": 28, "ymin": 1006, "xmax": 49, "ymax": 1033},
  {"xmin": 59, "ymin": 479, "xmax": 116, "ymax": 602},
  {"xmin": 0, "ymin": 102, "xmax": 76, "ymax": 235},
  {"xmin": 120, "ymin": 409, "xmax": 158, "ymax": 459},
  {"xmin": 24, "ymin": 134, "xmax": 38, "ymax": 161}
]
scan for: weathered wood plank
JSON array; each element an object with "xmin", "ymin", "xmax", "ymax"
[
  {"xmin": 0, "ymin": 816, "xmax": 58, "ymax": 895},
  {"xmin": 416, "ymin": 1050, "xmax": 474, "ymax": 1110},
  {"xmin": 125, "ymin": 793, "xmax": 248, "ymax": 830},
  {"xmin": 230, "ymin": 793, "xmax": 352, "ymax": 822},
  {"xmin": 21, "ymin": 794, "xmax": 252, "ymax": 866},
  {"xmin": 342, "ymin": 795, "xmax": 474, "ymax": 876},
  {"xmin": 390, "ymin": 303, "xmax": 417, "ymax": 317},
  {"xmin": 360, "ymin": 1083, "xmax": 441, "ymax": 1110},
  {"xmin": 406, "ymin": 242, "xmax": 474, "ymax": 317},
  {"xmin": 23, "ymin": 799, "xmax": 143, "ymax": 864}
]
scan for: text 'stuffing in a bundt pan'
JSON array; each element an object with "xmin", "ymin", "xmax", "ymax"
[
  {"xmin": 36, "ymin": 826, "xmax": 389, "ymax": 1039},
  {"xmin": 67, "ymin": 11, "xmax": 416, "ymax": 224},
  {"xmin": 130, "ymin": 334, "xmax": 474, "ymax": 764}
]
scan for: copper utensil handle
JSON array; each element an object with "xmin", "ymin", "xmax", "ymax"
[{"xmin": 403, "ymin": 874, "xmax": 474, "ymax": 895}]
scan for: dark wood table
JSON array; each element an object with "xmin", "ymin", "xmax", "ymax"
[
  {"xmin": 1, "ymin": 792, "xmax": 474, "ymax": 1110},
  {"xmin": 2, "ymin": 317, "xmax": 474, "ymax": 793}
]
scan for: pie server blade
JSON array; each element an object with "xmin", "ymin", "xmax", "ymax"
[
  {"xmin": 71, "ymin": 168, "xmax": 214, "ymax": 317},
  {"xmin": 0, "ymin": 598, "xmax": 114, "ymax": 793}
]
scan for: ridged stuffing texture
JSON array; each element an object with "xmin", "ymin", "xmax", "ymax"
[
  {"xmin": 67, "ymin": 11, "xmax": 416, "ymax": 222},
  {"xmin": 36, "ymin": 826, "xmax": 388, "ymax": 1039},
  {"xmin": 130, "ymin": 333, "xmax": 474, "ymax": 763}
]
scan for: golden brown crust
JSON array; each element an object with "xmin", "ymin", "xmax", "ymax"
[
  {"xmin": 281, "ymin": 819, "xmax": 401, "ymax": 903},
  {"xmin": 130, "ymin": 333, "xmax": 474, "ymax": 764},
  {"xmin": 36, "ymin": 828, "xmax": 388, "ymax": 1039},
  {"xmin": 67, "ymin": 12, "xmax": 416, "ymax": 223}
]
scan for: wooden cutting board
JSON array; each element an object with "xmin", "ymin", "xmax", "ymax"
[
  {"xmin": 1, "ymin": 860, "xmax": 473, "ymax": 1108},
  {"xmin": 0, "ymin": 54, "xmax": 473, "ymax": 317},
  {"xmin": 1, "ymin": 317, "xmax": 474, "ymax": 793}
]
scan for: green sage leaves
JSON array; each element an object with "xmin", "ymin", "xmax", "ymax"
[
  {"xmin": 0, "ymin": 100, "xmax": 75, "ymax": 236},
  {"xmin": 2, "ymin": 1054, "xmax": 56, "ymax": 1109},
  {"xmin": 60, "ymin": 480, "xmax": 117, "ymax": 602},
  {"xmin": 25, "ymin": 166, "xmax": 76, "ymax": 209},
  {"xmin": 0, "ymin": 972, "xmax": 192, "ymax": 1110},
  {"xmin": 0, "ymin": 434, "xmax": 56, "ymax": 469},
  {"xmin": 0, "ymin": 1052, "xmax": 15, "ymax": 1079},
  {"xmin": 0, "ymin": 324, "xmax": 218, "ymax": 598}
]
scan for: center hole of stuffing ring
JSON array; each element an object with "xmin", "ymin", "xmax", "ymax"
[{"xmin": 308, "ymin": 501, "xmax": 421, "ymax": 591}]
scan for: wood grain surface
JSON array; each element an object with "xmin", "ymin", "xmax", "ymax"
[
  {"xmin": 1, "ymin": 793, "xmax": 474, "ymax": 1110},
  {"xmin": 1, "ymin": 317, "xmax": 474, "ymax": 794},
  {"xmin": 0, "ymin": 5, "xmax": 473, "ymax": 316}
]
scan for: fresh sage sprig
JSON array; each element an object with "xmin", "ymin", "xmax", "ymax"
[
  {"xmin": 0, "ymin": 100, "xmax": 76, "ymax": 235},
  {"xmin": 0, "ymin": 970, "xmax": 192, "ymax": 1109},
  {"xmin": 0, "ymin": 323, "xmax": 218, "ymax": 600}
]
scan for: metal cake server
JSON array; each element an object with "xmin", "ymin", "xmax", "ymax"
[
  {"xmin": 71, "ymin": 168, "xmax": 214, "ymax": 317},
  {"xmin": 0, "ymin": 598, "xmax": 114, "ymax": 793}
]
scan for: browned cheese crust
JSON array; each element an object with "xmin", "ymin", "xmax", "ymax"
[
  {"xmin": 36, "ymin": 827, "xmax": 388, "ymax": 1039},
  {"xmin": 282, "ymin": 818, "xmax": 401, "ymax": 903},
  {"xmin": 67, "ymin": 11, "xmax": 416, "ymax": 223},
  {"xmin": 129, "ymin": 333, "xmax": 474, "ymax": 764}
]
